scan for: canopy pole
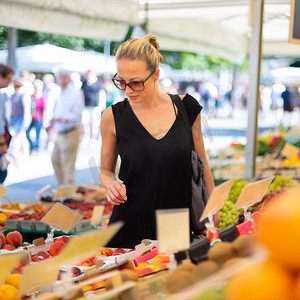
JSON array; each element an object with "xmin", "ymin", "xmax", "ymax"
[
  {"xmin": 244, "ymin": 0, "xmax": 264, "ymax": 180},
  {"xmin": 7, "ymin": 27, "xmax": 18, "ymax": 71}
]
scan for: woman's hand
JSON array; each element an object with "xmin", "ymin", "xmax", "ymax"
[{"xmin": 106, "ymin": 181, "xmax": 127, "ymax": 206}]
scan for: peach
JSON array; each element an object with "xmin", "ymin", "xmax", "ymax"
[
  {"xmin": 36, "ymin": 251, "xmax": 51, "ymax": 259},
  {"xmin": 49, "ymin": 241, "xmax": 65, "ymax": 256},
  {"xmin": 2, "ymin": 244, "xmax": 16, "ymax": 251},
  {"xmin": 153, "ymin": 262, "xmax": 168, "ymax": 272},
  {"xmin": 135, "ymin": 267, "xmax": 154, "ymax": 277},
  {"xmin": 91, "ymin": 280, "xmax": 106, "ymax": 290},
  {"xmin": 55, "ymin": 236, "xmax": 69, "ymax": 245},
  {"xmin": 151, "ymin": 254, "xmax": 171, "ymax": 265},
  {"xmin": 98, "ymin": 247, "xmax": 113, "ymax": 257},
  {"xmin": 6, "ymin": 231, "xmax": 22, "ymax": 248},
  {"xmin": 111, "ymin": 248, "xmax": 127, "ymax": 256},
  {"xmin": 0, "ymin": 232, "xmax": 6, "ymax": 248}
]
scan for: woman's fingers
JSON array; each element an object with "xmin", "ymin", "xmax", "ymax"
[{"xmin": 107, "ymin": 181, "xmax": 127, "ymax": 205}]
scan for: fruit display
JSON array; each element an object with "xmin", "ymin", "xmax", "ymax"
[
  {"xmin": 225, "ymin": 186, "xmax": 300, "ymax": 300},
  {"xmin": 5, "ymin": 200, "xmax": 113, "ymax": 231},
  {"xmin": 219, "ymin": 176, "xmax": 299, "ymax": 229},
  {"xmin": 211, "ymin": 127, "xmax": 300, "ymax": 180},
  {"xmin": 218, "ymin": 178, "xmax": 248, "ymax": 229}
]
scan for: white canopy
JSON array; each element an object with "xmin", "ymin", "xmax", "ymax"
[
  {"xmin": 0, "ymin": 0, "xmax": 299, "ymax": 63},
  {"xmin": 0, "ymin": 44, "xmax": 117, "ymax": 74}
]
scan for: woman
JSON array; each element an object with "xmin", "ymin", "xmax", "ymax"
[
  {"xmin": 100, "ymin": 34, "xmax": 218, "ymax": 249},
  {"xmin": 26, "ymin": 79, "xmax": 47, "ymax": 153}
]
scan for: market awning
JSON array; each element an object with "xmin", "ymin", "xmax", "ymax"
[
  {"xmin": 0, "ymin": 0, "xmax": 299, "ymax": 64},
  {"xmin": 0, "ymin": 0, "xmax": 140, "ymax": 41}
]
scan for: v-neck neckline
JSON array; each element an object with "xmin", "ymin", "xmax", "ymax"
[{"xmin": 126, "ymin": 98, "xmax": 178, "ymax": 142}]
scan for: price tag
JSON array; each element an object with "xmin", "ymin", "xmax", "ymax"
[
  {"xmin": 156, "ymin": 208, "xmax": 190, "ymax": 253},
  {"xmin": 55, "ymin": 185, "xmax": 78, "ymax": 199},
  {"xmin": 57, "ymin": 221, "xmax": 123, "ymax": 265},
  {"xmin": 90, "ymin": 205, "xmax": 104, "ymax": 226},
  {"xmin": 281, "ymin": 143, "xmax": 299, "ymax": 158},
  {"xmin": 0, "ymin": 253, "xmax": 20, "ymax": 286},
  {"xmin": 0, "ymin": 185, "xmax": 7, "ymax": 200},
  {"xmin": 200, "ymin": 178, "xmax": 235, "ymax": 221},
  {"xmin": 233, "ymin": 177, "xmax": 274, "ymax": 210},
  {"xmin": 18, "ymin": 257, "xmax": 60, "ymax": 297},
  {"xmin": 41, "ymin": 202, "xmax": 82, "ymax": 233}
]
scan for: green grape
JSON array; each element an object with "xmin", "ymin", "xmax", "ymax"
[{"xmin": 219, "ymin": 178, "xmax": 248, "ymax": 229}]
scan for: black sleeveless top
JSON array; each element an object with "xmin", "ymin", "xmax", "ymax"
[{"xmin": 107, "ymin": 94, "xmax": 202, "ymax": 248}]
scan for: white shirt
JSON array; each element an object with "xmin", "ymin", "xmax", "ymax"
[{"xmin": 53, "ymin": 82, "xmax": 84, "ymax": 133}]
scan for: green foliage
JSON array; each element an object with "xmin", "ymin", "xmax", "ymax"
[
  {"xmin": 0, "ymin": 27, "xmax": 8, "ymax": 48},
  {"xmin": 0, "ymin": 25, "xmax": 249, "ymax": 73}
]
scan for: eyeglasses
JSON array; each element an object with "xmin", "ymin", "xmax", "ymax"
[{"xmin": 112, "ymin": 69, "xmax": 155, "ymax": 92}]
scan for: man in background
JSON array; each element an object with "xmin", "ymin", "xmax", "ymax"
[{"xmin": 50, "ymin": 69, "xmax": 84, "ymax": 185}]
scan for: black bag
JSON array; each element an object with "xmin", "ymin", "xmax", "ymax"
[{"xmin": 171, "ymin": 94, "xmax": 208, "ymax": 234}]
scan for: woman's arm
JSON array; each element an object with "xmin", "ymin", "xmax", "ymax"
[
  {"xmin": 192, "ymin": 113, "xmax": 220, "ymax": 227},
  {"xmin": 100, "ymin": 107, "xmax": 127, "ymax": 205}
]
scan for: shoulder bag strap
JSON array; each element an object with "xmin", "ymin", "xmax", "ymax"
[{"xmin": 169, "ymin": 93, "xmax": 195, "ymax": 150}]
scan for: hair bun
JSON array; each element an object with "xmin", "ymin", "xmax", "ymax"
[{"xmin": 144, "ymin": 34, "xmax": 160, "ymax": 51}]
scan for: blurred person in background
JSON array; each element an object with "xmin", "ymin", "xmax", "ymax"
[
  {"xmin": 0, "ymin": 64, "xmax": 14, "ymax": 183},
  {"xmin": 9, "ymin": 78, "xmax": 31, "ymax": 157},
  {"xmin": 81, "ymin": 70, "xmax": 102, "ymax": 144},
  {"xmin": 70, "ymin": 72, "xmax": 82, "ymax": 89},
  {"xmin": 50, "ymin": 70, "xmax": 84, "ymax": 185},
  {"xmin": 20, "ymin": 70, "xmax": 34, "ymax": 96},
  {"xmin": 43, "ymin": 73, "xmax": 60, "ymax": 151},
  {"xmin": 26, "ymin": 79, "xmax": 47, "ymax": 154}
]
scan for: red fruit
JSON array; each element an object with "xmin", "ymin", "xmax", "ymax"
[
  {"xmin": 135, "ymin": 267, "xmax": 154, "ymax": 277},
  {"xmin": 31, "ymin": 255, "xmax": 45, "ymax": 262},
  {"xmin": 0, "ymin": 232, "xmax": 6, "ymax": 248},
  {"xmin": 111, "ymin": 248, "xmax": 127, "ymax": 256},
  {"xmin": 49, "ymin": 241, "xmax": 65, "ymax": 256},
  {"xmin": 55, "ymin": 236, "xmax": 69, "ymax": 245},
  {"xmin": 2, "ymin": 244, "xmax": 16, "ymax": 251},
  {"xmin": 6, "ymin": 231, "xmax": 22, "ymax": 248},
  {"xmin": 98, "ymin": 248, "xmax": 113, "ymax": 257},
  {"xmin": 36, "ymin": 251, "xmax": 51, "ymax": 259}
]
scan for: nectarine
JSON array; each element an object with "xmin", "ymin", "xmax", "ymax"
[
  {"xmin": 49, "ymin": 241, "xmax": 65, "ymax": 256},
  {"xmin": 2, "ymin": 244, "xmax": 16, "ymax": 251},
  {"xmin": 0, "ymin": 232, "xmax": 6, "ymax": 248},
  {"xmin": 6, "ymin": 231, "xmax": 22, "ymax": 248}
]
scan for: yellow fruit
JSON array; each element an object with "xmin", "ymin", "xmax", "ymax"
[
  {"xmin": 257, "ymin": 187, "xmax": 300, "ymax": 271},
  {"xmin": 6, "ymin": 274, "xmax": 22, "ymax": 289},
  {"xmin": 0, "ymin": 213, "xmax": 7, "ymax": 226},
  {"xmin": 225, "ymin": 261, "xmax": 294, "ymax": 300},
  {"xmin": 0, "ymin": 284, "xmax": 18, "ymax": 300}
]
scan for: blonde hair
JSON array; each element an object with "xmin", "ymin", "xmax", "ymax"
[{"xmin": 115, "ymin": 34, "xmax": 163, "ymax": 72}]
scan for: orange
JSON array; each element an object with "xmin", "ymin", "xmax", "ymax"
[
  {"xmin": 0, "ymin": 284, "xmax": 18, "ymax": 300},
  {"xmin": 294, "ymin": 271, "xmax": 300, "ymax": 300},
  {"xmin": 0, "ymin": 213, "xmax": 6, "ymax": 226},
  {"xmin": 257, "ymin": 187, "xmax": 300, "ymax": 271},
  {"xmin": 225, "ymin": 261, "xmax": 294, "ymax": 300},
  {"xmin": 6, "ymin": 274, "xmax": 22, "ymax": 289}
]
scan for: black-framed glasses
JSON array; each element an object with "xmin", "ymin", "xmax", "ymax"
[{"xmin": 112, "ymin": 69, "xmax": 155, "ymax": 92}]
